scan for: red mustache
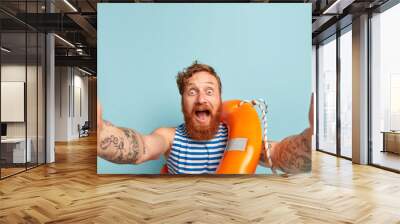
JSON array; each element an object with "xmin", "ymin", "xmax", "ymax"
[{"xmin": 192, "ymin": 104, "xmax": 212, "ymax": 113}]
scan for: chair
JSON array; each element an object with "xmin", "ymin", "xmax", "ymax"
[{"xmin": 79, "ymin": 121, "xmax": 90, "ymax": 138}]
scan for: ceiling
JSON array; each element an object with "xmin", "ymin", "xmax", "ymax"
[{"xmin": 0, "ymin": 0, "xmax": 392, "ymax": 75}]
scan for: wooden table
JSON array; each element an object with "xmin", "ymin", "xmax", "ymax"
[
  {"xmin": 381, "ymin": 131, "xmax": 400, "ymax": 154},
  {"xmin": 1, "ymin": 138, "xmax": 32, "ymax": 163}
]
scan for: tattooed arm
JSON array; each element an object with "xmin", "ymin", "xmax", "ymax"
[
  {"xmin": 98, "ymin": 121, "xmax": 173, "ymax": 164},
  {"xmin": 261, "ymin": 94, "xmax": 314, "ymax": 174},
  {"xmin": 268, "ymin": 128, "xmax": 312, "ymax": 173},
  {"xmin": 97, "ymin": 104, "xmax": 174, "ymax": 164}
]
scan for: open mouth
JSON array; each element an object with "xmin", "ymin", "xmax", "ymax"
[{"xmin": 194, "ymin": 109, "xmax": 211, "ymax": 122}]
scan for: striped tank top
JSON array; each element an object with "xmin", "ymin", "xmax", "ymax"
[{"xmin": 167, "ymin": 123, "xmax": 228, "ymax": 174}]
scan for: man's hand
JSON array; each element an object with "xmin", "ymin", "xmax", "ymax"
[
  {"xmin": 259, "ymin": 141, "xmax": 277, "ymax": 168},
  {"xmin": 308, "ymin": 93, "xmax": 314, "ymax": 136},
  {"xmin": 267, "ymin": 93, "xmax": 313, "ymax": 174}
]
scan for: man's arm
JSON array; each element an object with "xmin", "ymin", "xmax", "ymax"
[
  {"xmin": 98, "ymin": 121, "xmax": 144, "ymax": 164},
  {"xmin": 98, "ymin": 121, "xmax": 172, "ymax": 164},
  {"xmin": 269, "ymin": 128, "xmax": 312, "ymax": 173},
  {"xmin": 97, "ymin": 103, "xmax": 173, "ymax": 164},
  {"xmin": 261, "ymin": 94, "xmax": 314, "ymax": 174}
]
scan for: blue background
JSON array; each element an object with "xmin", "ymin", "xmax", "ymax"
[{"xmin": 97, "ymin": 3, "xmax": 311, "ymax": 174}]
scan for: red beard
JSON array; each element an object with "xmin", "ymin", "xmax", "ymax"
[{"xmin": 182, "ymin": 101, "xmax": 222, "ymax": 140}]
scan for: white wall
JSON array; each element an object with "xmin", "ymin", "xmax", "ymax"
[
  {"xmin": 72, "ymin": 72, "xmax": 89, "ymax": 138},
  {"xmin": 1, "ymin": 63, "xmax": 46, "ymax": 164},
  {"xmin": 1, "ymin": 65, "xmax": 41, "ymax": 137},
  {"xmin": 55, "ymin": 67, "xmax": 89, "ymax": 141},
  {"xmin": 1, "ymin": 65, "xmax": 26, "ymax": 138},
  {"xmin": 55, "ymin": 66, "xmax": 69, "ymax": 141}
]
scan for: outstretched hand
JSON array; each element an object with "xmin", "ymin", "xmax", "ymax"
[{"xmin": 308, "ymin": 93, "xmax": 314, "ymax": 136}]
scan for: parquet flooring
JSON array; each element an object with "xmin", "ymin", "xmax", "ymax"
[
  {"xmin": 1, "ymin": 167, "xmax": 26, "ymax": 178},
  {"xmin": 1, "ymin": 135, "xmax": 400, "ymax": 223}
]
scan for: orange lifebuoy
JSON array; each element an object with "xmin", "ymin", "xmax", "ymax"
[
  {"xmin": 216, "ymin": 100, "xmax": 262, "ymax": 174},
  {"xmin": 160, "ymin": 99, "xmax": 263, "ymax": 174}
]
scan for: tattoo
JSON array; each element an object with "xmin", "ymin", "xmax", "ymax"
[
  {"xmin": 120, "ymin": 128, "xmax": 141, "ymax": 163},
  {"xmin": 127, "ymin": 149, "xmax": 138, "ymax": 162},
  {"xmin": 271, "ymin": 128, "xmax": 311, "ymax": 174},
  {"xmin": 100, "ymin": 135, "xmax": 124, "ymax": 151},
  {"xmin": 112, "ymin": 136, "xmax": 118, "ymax": 145},
  {"xmin": 118, "ymin": 140, "xmax": 124, "ymax": 150},
  {"xmin": 117, "ymin": 152, "xmax": 123, "ymax": 161},
  {"xmin": 98, "ymin": 121, "xmax": 143, "ymax": 164},
  {"xmin": 100, "ymin": 136, "xmax": 112, "ymax": 149}
]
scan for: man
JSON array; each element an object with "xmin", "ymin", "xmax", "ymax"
[{"xmin": 98, "ymin": 62, "xmax": 312, "ymax": 174}]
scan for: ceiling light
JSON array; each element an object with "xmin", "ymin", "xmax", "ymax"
[
  {"xmin": 323, "ymin": 0, "xmax": 341, "ymax": 14},
  {"xmin": 54, "ymin": 34, "xmax": 75, "ymax": 48},
  {"xmin": 63, "ymin": 0, "xmax": 78, "ymax": 12},
  {"xmin": 78, "ymin": 67, "xmax": 93, "ymax": 76},
  {"xmin": 1, "ymin": 47, "xmax": 11, "ymax": 53},
  {"xmin": 323, "ymin": 0, "xmax": 354, "ymax": 15}
]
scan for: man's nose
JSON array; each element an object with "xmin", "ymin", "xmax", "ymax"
[{"xmin": 197, "ymin": 91, "xmax": 207, "ymax": 104}]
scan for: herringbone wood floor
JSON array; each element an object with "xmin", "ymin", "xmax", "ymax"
[{"xmin": 1, "ymin": 135, "xmax": 400, "ymax": 224}]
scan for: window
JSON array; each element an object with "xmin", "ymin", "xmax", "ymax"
[
  {"xmin": 317, "ymin": 36, "xmax": 337, "ymax": 154},
  {"xmin": 339, "ymin": 28, "xmax": 352, "ymax": 158},
  {"xmin": 371, "ymin": 2, "xmax": 400, "ymax": 171}
]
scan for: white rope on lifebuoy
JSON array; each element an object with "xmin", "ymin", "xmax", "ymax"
[{"xmin": 239, "ymin": 99, "xmax": 277, "ymax": 175}]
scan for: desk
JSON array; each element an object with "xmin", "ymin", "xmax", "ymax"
[
  {"xmin": 1, "ymin": 138, "xmax": 31, "ymax": 163},
  {"xmin": 381, "ymin": 131, "xmax": 400, "ymax": 154}
]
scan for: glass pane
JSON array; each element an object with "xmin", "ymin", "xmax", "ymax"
[
  {"xmin": 318, "ymin": 37, "xmax": 337, "ymax": 154},
  {"xmin": 340, "ymin": 29, "xmax": 352, "ymax": 158},
  {"xmin": 371, "ymin": 4, "xmax": 400, "ymax": 171},
  {"xmin": 25, "ymin": 0, "xmax": 37, "ymax": 169},
  {"xmin": 38, "ymin": 32, "xmax": 45, "ymax": 165},
  {"xmin": 27, "ymin": 31, "xmax": 38, "ymax": 169},
  {"xmin": 0, "ymin": 1, "xmax": 46, "ymax": 178},
  {"xmin": 1, "ymin": 31, "xmax": 27, "ymax": 177}
]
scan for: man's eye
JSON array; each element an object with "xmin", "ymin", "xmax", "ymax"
[
  {"xmin": 188, "ymin": 89, "xmax": 197, "ymax": 95},
  {"xmin": 206, "ymin": 89, "xmax": 214, "ymax": 95}
]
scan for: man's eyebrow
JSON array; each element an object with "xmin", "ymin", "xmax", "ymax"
[
  {"xmin": 186, "ymin": 81, "xmax": 217, "ymax": 88},
  {"xmin": 186, "ymin": 83, "xmax": 197, "ymax": 88},
  {"xmin": 188, "ymin": 81, "xmax": 217, "ymax": 86}
]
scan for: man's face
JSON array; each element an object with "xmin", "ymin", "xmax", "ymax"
[{"xmin": 182, "ymin": 71, "xmax": 222, "ymax": 140}]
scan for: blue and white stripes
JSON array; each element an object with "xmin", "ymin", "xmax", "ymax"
[{"xmin": 167, "ymin": 123, "xmax": 228, "ymax": 174}]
